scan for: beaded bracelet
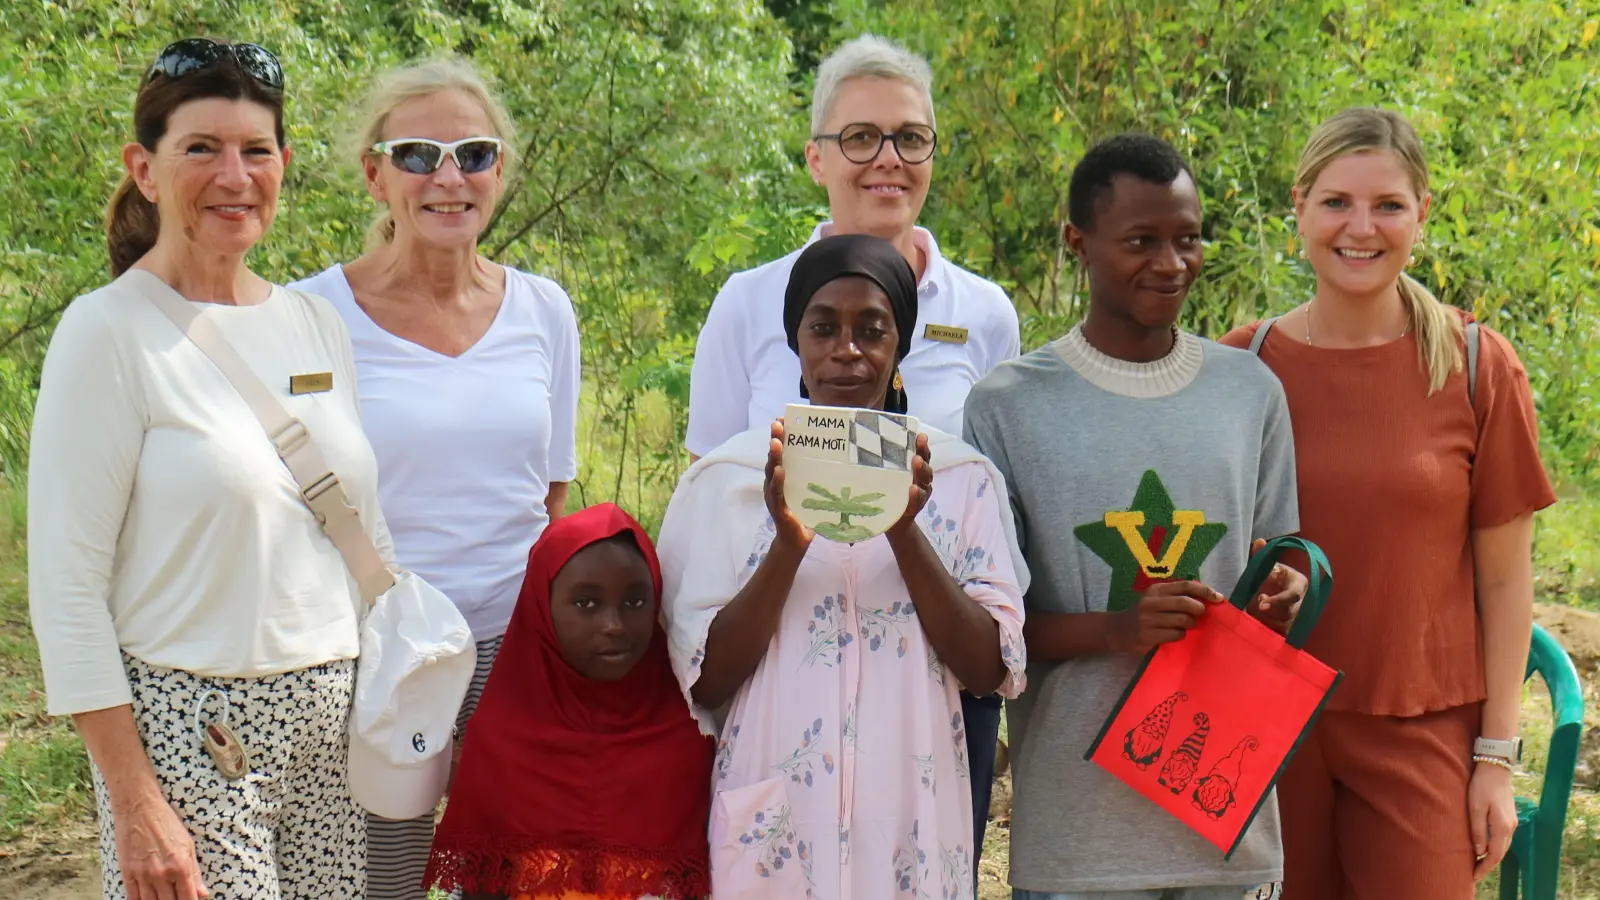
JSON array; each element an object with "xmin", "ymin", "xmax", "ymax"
[{"xmin": 1473, "ymin": 754, "xmax": 1515, "ymax": 772}]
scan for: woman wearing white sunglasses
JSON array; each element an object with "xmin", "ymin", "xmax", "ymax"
[{"xmin": 291, "ymin": 58, "xmax": 580, "ymax": 900}]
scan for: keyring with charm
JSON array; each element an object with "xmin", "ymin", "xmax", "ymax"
[{"xmin": 193, "ymin": 688, "xmax": 252, "ymax": 781}]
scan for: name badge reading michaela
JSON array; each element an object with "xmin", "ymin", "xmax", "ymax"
[
  {"xmin": 924, "ymin": 324, "xmax": 969, "ymax": 344},
  {"xmin": 289, "ymin": 372, "xmax": 333, "ymax": 395}
]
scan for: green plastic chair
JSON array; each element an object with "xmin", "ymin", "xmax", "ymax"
[{"xmin": 1499, "ymin": 623, "xmax": 1586, "ymax": 900}]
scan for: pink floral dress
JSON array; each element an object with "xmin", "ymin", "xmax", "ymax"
[{"xmin": 659, "ymin": 430, "xmax": 1028, "ymax": 900}]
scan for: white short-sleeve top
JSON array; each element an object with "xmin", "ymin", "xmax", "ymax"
[
  {"xmin": 291, "ymin": 265, "xmax": 581, "ymax": 640},
  {"xmin": 685, "ymin": 223, "xmax": 1021, "ymax": 457}
]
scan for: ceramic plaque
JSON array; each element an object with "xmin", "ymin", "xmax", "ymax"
[{"xmin": 781, "ymin": 403, "xmax": 919, "ymax": 543}]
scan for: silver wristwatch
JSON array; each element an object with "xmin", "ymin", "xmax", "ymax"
[{"xmin": 1473, "ymin": 736, "xmax": 1523, "ymax": 763}]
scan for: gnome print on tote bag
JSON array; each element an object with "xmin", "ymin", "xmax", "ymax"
[
  {"xmin": 1123, "ymin": 690, "xmax": 1187, "ymax": 770},
  {"xmin": 1157, "ymin": 712, "xmax": 1211, "ymax": 794},
  {"xmin": 1192, "ymin": 735, "xmax": 1260, "ymax": 820}
]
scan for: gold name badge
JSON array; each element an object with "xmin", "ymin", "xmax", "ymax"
[
  {"xmin": 924, "ymin": 324, "xmax": 970, "ymax": 344},
  {"xmin": 289, "ymin": 372, "xmax": 334, "ymax": 395}
]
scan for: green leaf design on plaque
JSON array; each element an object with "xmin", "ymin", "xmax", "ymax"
[{"xmin": 803, "ymin": 484, "xmax": 885, "ymax": 542}]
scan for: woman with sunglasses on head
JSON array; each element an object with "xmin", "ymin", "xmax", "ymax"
[
  {"xmin": 28, "ymin": 40, "xmax": 392, "ymax": 900},
  {"xmin": 290, "ymin": 57, "xmax": 580, "ymax": 900},
  {"xmin": 685, "ymin": 35, "xmax": 1021, "ymax": 878}
]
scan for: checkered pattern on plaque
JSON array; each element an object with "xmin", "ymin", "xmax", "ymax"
[{"xmin": 852, "ymin": 410, "xmax": 914, "ymax": 470}]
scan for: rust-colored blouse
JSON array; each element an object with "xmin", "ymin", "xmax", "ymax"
[{"xmin": 1221, "ymin": 312, "xmax": 1556, "ymax": 715}]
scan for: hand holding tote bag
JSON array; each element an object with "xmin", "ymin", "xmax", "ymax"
[
  {"xmin": 1085, "ymin": 535, "xmax": 1338, "ymax": 858},
  {"xmin": 136, "ymin": 270, "xmax": 475, "ymax": 820}
]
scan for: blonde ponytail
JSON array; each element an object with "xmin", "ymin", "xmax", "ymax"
[
  {"xmin": 364, "ymin": 210, "xmax": 397, "ymax": 251},
  {"xmin": 106, "ymin": 174, "xmax": 159, "ymax": 277},
  {"xmin": 1397, "ymin": 273, "xmax": 1465, "ymax": 394},
  {"xmin": 1296, "ymin": 108, "xmax": 1465, "ymax": 394}
]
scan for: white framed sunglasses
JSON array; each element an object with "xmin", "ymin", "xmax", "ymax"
[{"xmin": 370, "ymin": 137, "xmax": 504, "ymax": 175}]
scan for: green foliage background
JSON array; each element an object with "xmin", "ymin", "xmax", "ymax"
[
  {"xmin": 0, "ymin": 4, "xmax": 1598, "ymax": 889},
  {"xmin": 2, "ymin": 0, "xmax": 1597, "ymax": 524},
  {"xmin": 827, "ymin": 0, "xmax": 1600, "ymax": 489}
]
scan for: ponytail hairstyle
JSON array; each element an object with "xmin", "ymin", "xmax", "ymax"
[
  {"xmin": 108, "ymin": 41, "xmax": 286, "ymax": 276},
  {"xmin": 106, "ymin": 177, "xmax": 162, "ymax": 278},
  {"xmin": 346, "ymin": 58, "xmax": 518, "ymax": 251},
  {"xmin": 1294, "ymin": 107, "xmax": 1463, "ymax": 394}
]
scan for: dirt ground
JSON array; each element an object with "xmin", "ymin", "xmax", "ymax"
[
  {"xmin": 1537, "ymin": 603, "xmax": 1600, "ymax": 671},
  {"xmin": 5, "ymin": 602, "xmax": 1596, "ymax": 900},
  {"xmin": 0, "ymin": 819, "xmax": 98, "ymax": 899}
]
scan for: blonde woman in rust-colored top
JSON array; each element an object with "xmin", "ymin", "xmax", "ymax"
[{"xmin": 1222, "ymin": 107, "xmax": 1556, "ymax": 900}]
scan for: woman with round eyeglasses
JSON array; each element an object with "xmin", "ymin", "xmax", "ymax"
[
  {"xmin": 30, "ymin": 39, "xmax": 392, "ymax": 899},
  {"xmin": 290, "ymin": 58, "xmax": 580, "ymax": 900},
  {"xmin": 686, "ymin": 34, "xmax": 1022, "ymax": 882}
]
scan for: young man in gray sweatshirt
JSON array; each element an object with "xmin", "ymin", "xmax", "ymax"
[{"xmin": 963, "ymin": 134, "xmax": 1305, "ymax": 899}]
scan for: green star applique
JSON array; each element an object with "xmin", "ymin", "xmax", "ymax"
[{"xmin": 1074, "ymin": 469, "xmax": 1229, "ymax": 612}]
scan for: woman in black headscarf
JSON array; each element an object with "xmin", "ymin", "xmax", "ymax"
[
  {"xmin": 781, "ymin": 232, "xmax": 920, "ymax": 414},
  {"xmin": 657, "ymin": 234, "xmax": 1030, "ymax": 899}
]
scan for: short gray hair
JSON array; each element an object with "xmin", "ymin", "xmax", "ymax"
[{"xmin": 810, "ymin": 35, "xmax": 936, "ymax": 138}]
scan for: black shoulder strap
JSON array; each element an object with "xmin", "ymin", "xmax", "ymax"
[
  {"xmin": 1247, "ymin": 316, "xmax": 1280, "ymax": 355},
  {"xmin": 1466, "ymin": 320, "xmax": 1480, "ymax": 407}
]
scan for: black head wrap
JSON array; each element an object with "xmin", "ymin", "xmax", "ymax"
[{"xmin": 782, "ymin": 234, "xmax": 919, "ymax": 413}]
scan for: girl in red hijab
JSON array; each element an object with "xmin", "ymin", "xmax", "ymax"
[{"xmin": 427, "ymin": 503, "xmax": 714, "ymax": 900}]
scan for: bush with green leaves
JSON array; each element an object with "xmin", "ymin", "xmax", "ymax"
[
  {"xmin": 2, "ymin": 0, "xmax": 1596, "ymax": 520},
  {"xmin": 826, "ymin": 0, "xmax": 1600, "ymax": 484},
  {"xmin": 0, "ymin": 0, "xmax": 798, "ymax": 514}
]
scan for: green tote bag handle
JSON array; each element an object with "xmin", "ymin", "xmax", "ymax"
[{"xmin": 1227, "ymin": 535, "xmax": 1333, "ymax": 650}]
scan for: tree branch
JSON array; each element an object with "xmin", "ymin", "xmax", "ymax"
[
  {"xmin": 0, "ymin": 288, "xmax": 77, "ymax": 354},
  {"xmin": 488, "ymin": 111, "xmax": 671, "ymax": 258},
  {"xmin": 482, "ymin": 34, "xmax": 618, "ymax": 244}
]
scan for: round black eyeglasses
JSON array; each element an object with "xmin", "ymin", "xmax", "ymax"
[{"xmin": 813, "ymin": 123, "xmax": 937, "ymax": 164}]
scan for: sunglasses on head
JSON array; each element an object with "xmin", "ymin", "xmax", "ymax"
[
  {"xmin": 147, "ymin": 39, "xmax": 284, "ymax": 90},
  {"xmin": 371, "ymin": 137, "xmax": 504, "ymax": 176}
]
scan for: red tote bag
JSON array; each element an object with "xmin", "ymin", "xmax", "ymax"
[{"xmin": 1085, "ymin": 535, "xmax": 1338, "ymax": 859}]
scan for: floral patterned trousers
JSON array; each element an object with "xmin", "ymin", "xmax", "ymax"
[{"xmin": 94, "ymin": 653, "xmax": 365, "ymax": 899}]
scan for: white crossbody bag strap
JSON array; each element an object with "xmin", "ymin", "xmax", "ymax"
[{"xmin": 136, "ymin": 271, "xmax": 395, "ymax": 605}]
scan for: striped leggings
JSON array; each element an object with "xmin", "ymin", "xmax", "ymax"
[{"xmin": 366, "ymin": 634, "xmax": 502, "ymax": 899}]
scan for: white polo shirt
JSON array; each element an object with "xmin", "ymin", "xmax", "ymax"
[{"xmin": 686, "ymin": 223, "xmax": 1021, "ymax": 457}]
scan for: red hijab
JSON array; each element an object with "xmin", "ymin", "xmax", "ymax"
[{"xmin": 427, "ymin": 504, "xmax": 713, "ymax": 899}]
